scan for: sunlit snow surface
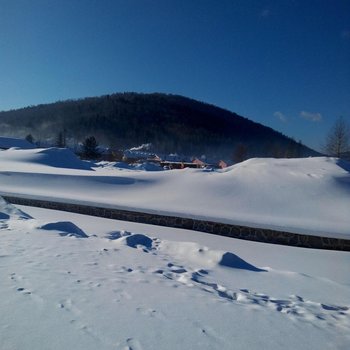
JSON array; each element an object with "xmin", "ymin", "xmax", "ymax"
[
  {"xmin": 0, "ymin": 148, "xmax": 349, "ymax": 349},
  {"xmin": 0, "ymin": 201, "xmax": 349, "ymax": 350},
  {"xmin": 0, "ymin": 148, "xmax": 349, "ymax": 237}
]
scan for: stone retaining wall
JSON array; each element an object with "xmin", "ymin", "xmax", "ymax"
[{"xmin": 4, "ymin": 196, "xmax": 350, "ymax": 251}]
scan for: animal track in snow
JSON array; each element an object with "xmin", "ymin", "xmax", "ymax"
[
  {"xmin": 109, "ymin": 231, "xmax": 350, "ymax": 329},
  {"xmin": 136, "ymin": 307, "xmax": 161, "ymax": 319},
  {"xmin": 152, "ymin": 252, "xmax": 350, "ymax": 329},
  {"xmin": 16, "ymin": 287, "xmax": 31, "ymax": 295}
]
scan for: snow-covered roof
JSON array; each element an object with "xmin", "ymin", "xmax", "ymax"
[
  {"xmin": 0, "ymin": 136, "xmax": 36, "ymax": 150},
  {"xmin": 192, "ymin": 158, "xmax": 206, "ymax": 166},
  {"xmin": 123, "ymin": 149, "xmax": 159, "ymax": 160}
]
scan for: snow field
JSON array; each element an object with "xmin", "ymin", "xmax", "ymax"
[
  {"xmin": 1, "ymin": 200, "xmax": 350, "ymax": 349},
  {"xmin": 0, "ymin": 148, "xmax": 349, "ymax": 238},
  {"xmin": 1, "ymin": 148, "xmax": 350, "ymax": 349}
]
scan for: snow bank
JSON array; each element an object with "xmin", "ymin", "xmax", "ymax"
[
  {"xmin": 0, "ymin": 147, "xmax": 92, "ymax": 171},
  {"xmin": 31, "ymin": 148, "xmax": 93, "ymax": 170},
  {"xmin": 0, "ymin": 152, "xmax": 349, "ymax": 237},
  {"xmin": 0, "ymin": 136, "xmax": 35, "ymax": 149}
]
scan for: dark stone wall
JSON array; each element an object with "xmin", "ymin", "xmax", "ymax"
[{"xmin": 3, "ymin": 196, "xmax": 350, "ymax": 251}]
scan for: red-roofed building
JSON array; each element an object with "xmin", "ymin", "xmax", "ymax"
[
  {"xmin": 217, "ymin": 160, "xmax": 228, "ymax": 169},
  {"xmin": 192, "ymin": 158, "xmax": 206, "ymax": 168}
]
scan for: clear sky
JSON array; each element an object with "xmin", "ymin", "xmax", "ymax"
[{"xmin": 0, "ymin": 0, "xmax": 349, "ymax": 151}]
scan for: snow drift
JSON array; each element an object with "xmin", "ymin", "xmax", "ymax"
[
  {"xmin": 0, "ymin": 147, "xmax": 92, "ymax": 171},
  {"xmin": 0, "ymin": 148, "xmax": 349, "ymax": 238}
]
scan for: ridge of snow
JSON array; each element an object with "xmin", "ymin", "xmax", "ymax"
[{"xmin": 0, "ymin": 149, "xmax": 349, "ymax": 238}]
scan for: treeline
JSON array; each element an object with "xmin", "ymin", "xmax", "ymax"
[{"xmin": 0, "ymin": 92, "xmax": 318, "ymax": 160}]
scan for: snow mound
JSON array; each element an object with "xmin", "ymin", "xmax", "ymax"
[
  {"xmin": 219, "ymin": 252, "xmax": 266, "ymax": 272},
  {"xmin": 124, "ymin": 233, "xmax": 154, "ymax": 249},
  {"xmin": 0, "ymin": 147, "xmax": 93, "ymax": 170},
  {"xmin": 0, "ymin": 196, "xmax": 32, "ymax": 220},
  {"xmin": 109, "ymin": 231, "xmax": 155, "ymax": 250},
  {"xmin": 0, "ymin": 136, "xmax": 35, "ymax": 149},
  {"xmin": 111, "ymin": 232, "xmax": 266, "ymax": 272},
  {"xmin": 108, "ymin": 231, "xmax": 157, "ymax": 251},
  {"xmin": 158, "ymin": 239, "xmax": 267, "ymax": 271},
  {"xmin": 32, "ymin": 148, "xmax": 93, "ymax": 170},
  {"xmin": 39, "ymin": 221, "xmax": 88, "ymax": 238}
]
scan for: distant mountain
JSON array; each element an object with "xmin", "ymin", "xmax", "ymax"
[{"xmin": 0, "ymin": 92, "xmax": 318, "ymax": 161}]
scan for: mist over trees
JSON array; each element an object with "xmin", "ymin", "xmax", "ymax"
[{"xmin": 0, "ymin": 92, "xmax": 318, "ymax": 161}]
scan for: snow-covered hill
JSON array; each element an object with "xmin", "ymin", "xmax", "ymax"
[{"xmin": 0, "ymin": 147, "xmax": 349, "ymax": 238}]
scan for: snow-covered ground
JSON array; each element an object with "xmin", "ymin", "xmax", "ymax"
[
  {"xmin": 0, "ymin": 147, "xmax": 349, "ymax": 238},
  {"xmin": 0, "ymin": 136, "xmax": 36, "ymax": 150},
  {"xmin": 1, "ymin": 148, "xmax": 349, "ymax": 349},
  {"xmin": 1, "ymin": 199, "xmax": 349, "ymax": 350}
]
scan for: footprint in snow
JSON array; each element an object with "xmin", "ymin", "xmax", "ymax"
[
  {"xmin": 155, "ymin": 263, "xmax": 350, "ymax": 328},
  {"xmin": 106, "ymin": 230, "xmax": 131, "ymax": 240},
  {"xmin": 167, "ymin": 262, "xmax": 187, "ymax": 273},
  {"xmin": 126, "ymin": 338, "xmax": 143, "ymax": 350},
  {"xmin": 16, "ymin": 287, "xmax": 31, "ymax": 295},
  {"xmin": 136, "ymin": 307, "xmax": 158, "ymax": 318}
]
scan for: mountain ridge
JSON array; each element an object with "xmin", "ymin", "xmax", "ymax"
[{"xmin": 0, "ymin": 92, "xmax": 319, "ymax": 160}]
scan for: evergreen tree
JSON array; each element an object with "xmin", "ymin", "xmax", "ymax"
[
  {"xmin": 25, "ymin": 134, "xmax": 34, "ymax": 144},
  {"xmin": 82, "ymin": 136, "xmax": 100, "ymax": 159},
  {"xmin": 56, "ymin": 129, "xmax": 67, "ymax": 148}
]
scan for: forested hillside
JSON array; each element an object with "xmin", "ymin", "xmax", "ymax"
[{"xmin": 0, "ymin": 93, "xmax": 318, "ymax": 160}]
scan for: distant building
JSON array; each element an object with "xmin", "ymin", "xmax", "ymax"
[
  {"xmin": 192, "ymin": 158, "xmax": 206, "ymax": 168},
  {"xmin": 217, "ymin": 160, "xmax": 228, "ymax": 169},
  {"xmin": 0, "ymin": 136, "xmax": 36, "ymax": 150},
  {"xmin": 165, "ymin": 153, "xmax": 182, "ymax": 162}
]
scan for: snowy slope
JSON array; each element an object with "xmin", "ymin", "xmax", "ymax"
[
  {"xmin": 0, "ymin": 136, "xmax": 36, "ymax": 149},
  {"xmin": 1, "ymin": 200, "xmax": 349, "ymax": 350},
  {"xmin": 0, "ymin": 148, "xmax": 349, "ymax": 238}
]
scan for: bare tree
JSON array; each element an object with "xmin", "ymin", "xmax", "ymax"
[
  {"xmin": 325, "ymin": 117, "xmax": 350, "ymax": 157},
  {"xmin": 233, "ymin": 143, "xmax": 248, "ymax": 163}
]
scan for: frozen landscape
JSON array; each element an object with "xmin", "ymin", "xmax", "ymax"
[
  {"xmin": 0, "ymin": 147, "xmax": 350, "ymax": 349},
  {"xmin": 0, "ymin": 147, "xmax": 349, "ymax": 237}
]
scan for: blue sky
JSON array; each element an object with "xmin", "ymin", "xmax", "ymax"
[{"xmin": 0, "ymin": 0, "xmax": 349, "ymax": 151}]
